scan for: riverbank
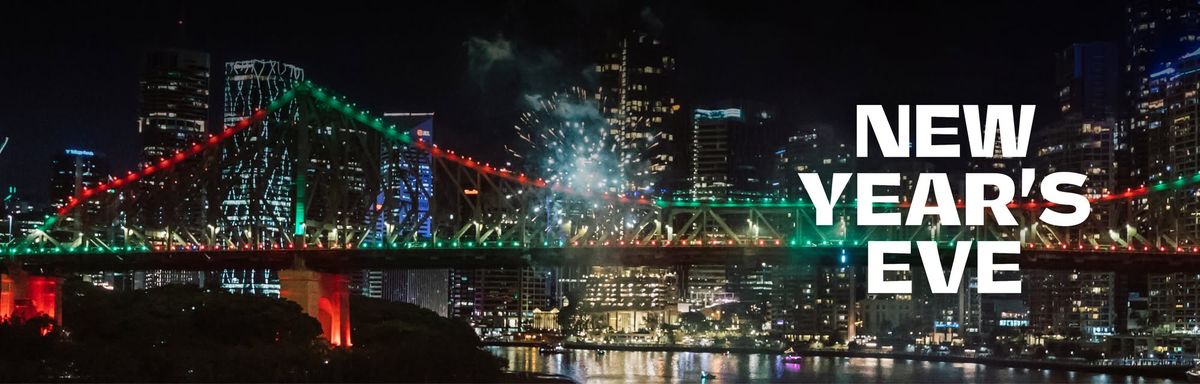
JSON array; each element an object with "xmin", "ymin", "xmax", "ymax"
[
  {"xmin": 802, "ymin": 349, "xmax": 1190, "ymax": 380},
  {"xmin": 481, "ymin": 341, "xmax": 1191, "ymax": 379}
]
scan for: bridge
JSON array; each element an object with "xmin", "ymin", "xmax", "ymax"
[{"xmin": 3, "ymin": 80, "xmax": 1200, "ymax": 345}]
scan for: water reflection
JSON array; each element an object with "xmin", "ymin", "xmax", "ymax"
[{"xmin": 487, "ymin": 346, "xmax": 1174, "ymax": 384}]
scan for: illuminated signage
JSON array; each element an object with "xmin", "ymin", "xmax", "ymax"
[
  {"xmin": 694, "ymin": 108, "xmax": 743, "ymax": 120},
  {"xmin": 463, "ymin": 189, "xmax": 480, "ymax": 195},
  {"xmin": 933, "ymin": 321, "xmax": 959, "ymax": 329},
  {"xmin": 65, "ymin": 149, "xmax": 94, "ymax": 157},
  {"xmin": 998, "ymin": 319, "xmax": 1029, "ymax": 327}
]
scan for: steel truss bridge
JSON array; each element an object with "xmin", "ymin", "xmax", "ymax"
[
  {"xmin": 4, "ymin": 80, "xmax": 1200, "ymax": 345},
  {"xmin": 3, "ymin": 81, "xmax": 1200, "ymax": 265}
]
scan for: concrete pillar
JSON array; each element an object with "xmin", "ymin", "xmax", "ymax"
[
  {"xmin": 0, "ymin": 269, "xmax": 63, "ymax": 325},
  {"xmin": 279, "ymin": 260, "xmax": 351, "ymax": 347}
]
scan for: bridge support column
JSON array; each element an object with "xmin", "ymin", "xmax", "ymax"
[
  {"xmin": 0, "ymin": 268, "xmax": 62, "ymax": 325},
  {"xmin": 279, "ymin": 259, "xmax": 351, "ymax": 347}
]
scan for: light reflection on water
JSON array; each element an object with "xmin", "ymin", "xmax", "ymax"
[{"xmin": 486, "ymin": 346, "xmax": 1175, "ymax": 383}]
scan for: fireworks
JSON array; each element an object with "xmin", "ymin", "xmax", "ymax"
[{"xmin": 508, "ymin": 87, "xmax": 623, "ymax": 193}]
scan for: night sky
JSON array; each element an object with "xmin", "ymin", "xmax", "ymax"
[{"xmin": 0, "ymin": 0, "xmax": 1122, "ymax": 203}]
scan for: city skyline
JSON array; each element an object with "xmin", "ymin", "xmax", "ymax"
[
  {"xmin": 8, "ymin": 1, "xmax": 1200, "ymax": 382},
  {"xmin": 0, "ymin": 0, "xmax": 1122, "ymax": 201}
]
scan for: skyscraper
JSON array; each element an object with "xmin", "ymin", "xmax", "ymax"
[
  {"xmin": 49, "ymin": 148, "xmax": 109, "ymax": 236},
  {"xmin": 1035, "ymin": 42, "xmax": 1122, "ymax": 243},
  {"xmin": 377, "ymin": 113, "xmax": 434, "ymax": 239},
  {"xmin": 138, "ymin": 49, "xmax": 211, "ymax": 231},
  {"xmin": 687, "ymin": 105, "xmax": 777, "ymax": 200},
  {"xmin": 774, "ymin": 125, "xmax": 854, "ymax": 200},
  {"xmin": 136, "ymin": 48, "xmax": 211, "ymax": 290},
  {"xmin": 769, "ymin": 264, "xmax": 856, "ymax": 343},
  {"xmin": 380, "ymin": 269, "xmax": 449, "ymax": 317},
  {"xmin": 596, "ymin": 30, "xmax": 681, "ymax": 194},
  {"xmin": 449, "ymin": 267, "xmax": 551, "ymax": 336},
  {"xmin": 220, "ymin": 60, "xmax": 305, "ymax": 241},
  {"xmin": 1127, "ymin": 0, "xmax": 1200, "ymax": 188},
  {"xmin": 1024, "ymin": 270, "xmax": 1115, "ymax": 342},
  {"xmin": 1141, "ymin": 47, "xmax": 1200, "ymax": 240},
  {"xmin": 353, "ymin": 113, "xmax": 436, "ymax": 305},
  {"xmin": 219, "ymin": 60, "xmax": 304, "ymax": 297}
]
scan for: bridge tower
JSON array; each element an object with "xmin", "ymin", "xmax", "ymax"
[
  {"xmin": 279, "ymin": 257, "xmax": 351, "ymax": 346},
  {"xmin": 0, "ymin": 267, "xmax": 62, "ymax": 325}
]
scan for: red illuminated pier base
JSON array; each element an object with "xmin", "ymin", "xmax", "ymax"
[
  {"xmin": 279, "ymin": 260, "xmax": 351, "ymax": 347},
  {"xmin": 0, "ymin": 270, "xmax": 63, "ymax": 325}
]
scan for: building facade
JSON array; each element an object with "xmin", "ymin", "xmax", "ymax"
[
  {"xmin": 596, "ymin": 30, "xmax": 681, "ymax": 194},
  {"xmin": 220, "ymin": 59, "xmax": 305, "ymax": 240},
  {"xmin": 219, "ymin": 60, "xmax": 305, "ymax": 297},
  {"xmin": 138, "ymin": 49, "xmax": 211, "ymax": 231}
]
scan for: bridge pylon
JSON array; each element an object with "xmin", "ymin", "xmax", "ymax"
[
  {"xmin": 278, "ymin": 256, "xmax": 351, "ymax": 347},
  {"xmin": 0, "ymin": 264, "xmax": 62, "ymax": 326}
]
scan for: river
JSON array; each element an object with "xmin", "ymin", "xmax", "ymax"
[{"xmin": 486, "ymin": 346, "xmax": 1178, "ymax": 383}]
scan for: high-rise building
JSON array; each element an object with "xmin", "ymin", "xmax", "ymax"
[
  {"xmin": 220, "ymin": 60, "xmax": 305, "ymax": 240},
  {"xmin": 687, "ymin": 105, "xmax": 777, "ymax": 200},
  {"xmin": 383, "ymin": 269, "xmax": 449, "ymax": 317},
  {"xmin": 1037, "ymin": 42, "xmax": 1122, "ymax": 199},
  {"xmin": 49, "ymin": 149, "xmax": 109, "ymax": 235},
  {"xmin": 352, "ymin": 113, "xmax": 435, "ymax": 304},
  {"xmin": 219, "ymin": 60, "xmax": 304, "ymax": 297},
  {"xmin": 1142, "ymin": 47, "xmax": 1200, "ymax": 240},
  {"xmin": 1034, "ymin": 42, "xmax": 1123, "ymax": 244},
  {"xmin": 136, "ymin": 49, "xmax": 211, "ymax": 289},
  {"xmin": 1126, "ymin": 1, "xmax": 1200, "ymax": 187},
  {"xmin": 769, "ymin": 264, "xmax": 856, "ymax": 342},
  {"xmin": 1147, "ymin": 272, "xmax": 1200, "ymax": 333},
  {"xmin": 138, "ymin": 49, "xmax": 211, "ymax": 230},
  {"xmin": 1025, "ymin": 270, "xmax": 1116, "ymax": 342},
  {"xmin": 774, "ymin": 125, "xmax": 854, "ymax": 200},
  {"xmin": 449, "ymin": 267, "xmax": 551, "ymax": 336},
  {"xmin": 377, "ymin": 112, "xmax": 434, "ymax": 238},
  {"xmin": 596, "ymin": 30, "xmax": 681, "ymax": 194}
]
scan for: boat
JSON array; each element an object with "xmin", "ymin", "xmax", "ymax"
[
  {"xmin": 1187, "ymin": 361, "xmax": 1200, "ymax": 382},
  {"xmin": 782, "ymin": 347, "xmax": 803, "ymax": 362},
  {"xmin": 538, "ymin": 343, "xmax": 566, "ymax": 354},
  {"xmin": 700, "ymin": 371, "xmax": 717, "ymax": 380},
  {"xmin": 595, "ymin": 349, "xmax": 607, "ymax": 356}
]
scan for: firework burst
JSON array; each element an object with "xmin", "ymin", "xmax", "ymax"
[{"xmin": 507, "ymin": 87, "xmax": 623, "ymax": 193}]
